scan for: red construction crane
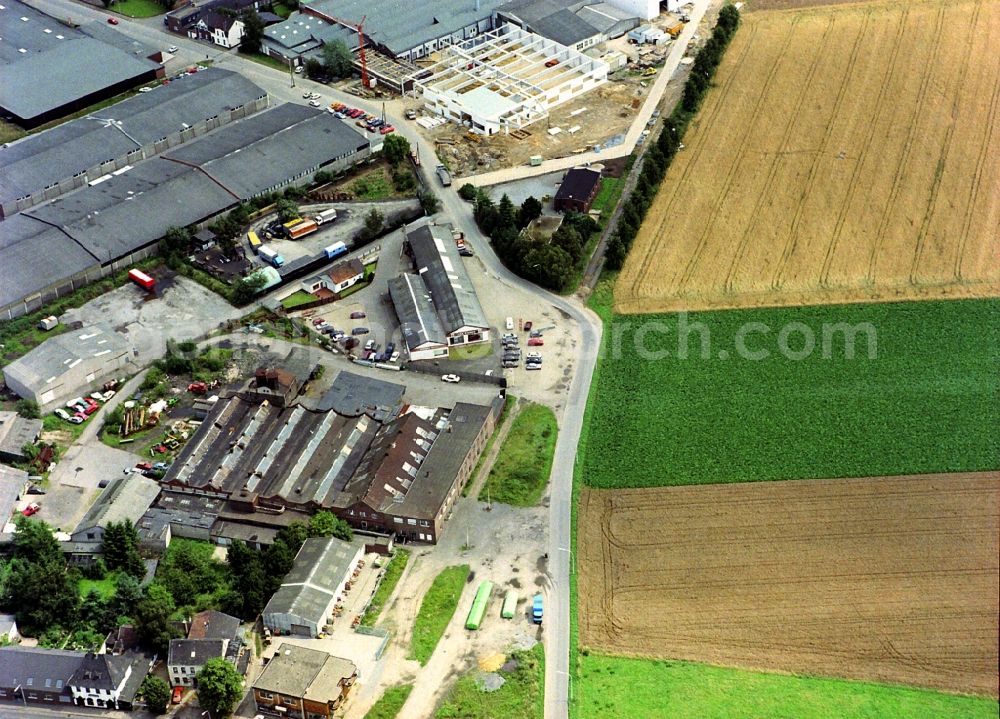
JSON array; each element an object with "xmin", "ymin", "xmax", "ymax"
[{"xmin": 324, "ymin": 12, "xmax": 369, "ymax": 88}]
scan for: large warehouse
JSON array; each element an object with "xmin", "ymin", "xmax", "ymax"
[
  {"xmin": 0, "ymin": 1, "xmax": 163, "ymax": 128},
  {"xmin": 3, "ymin": 324, "xmax": 133, "ymax": 406},
  {"xmin": 263, "ymin": 537, "xmax": 366, "ymax": 636},
  {"xmin": 0, "ymin": 104, "xmax": 371, "ymax": 320},
  {"xmin": 417, "ymin": 25, "xmax": 608, "ymax": 134}
]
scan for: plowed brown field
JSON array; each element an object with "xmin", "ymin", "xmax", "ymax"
[
  {"xmin": 578, "ymin": 473, "xmax": 1000, "ymax": 696},
  {"xmin": 615, "ymin": 0, "xmax": 1000, "ymax": 314}
]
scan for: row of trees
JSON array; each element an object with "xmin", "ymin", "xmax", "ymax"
[
  {"xmin": 464, "ymin": 187, "xmax": 598, "ymax": 292},
  {"xmin": 606, "ymin": 5, "xmax": 740, "ymax": 269}
]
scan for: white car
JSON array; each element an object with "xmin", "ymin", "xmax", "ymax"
[
  {"xmin": 390, "ymin": 351, "xmax": 400, "ymax": 362},
  {"xmin": 167, "ymin": 45, "xmax": 178, "ymax": 53},
  {"xmin": 441, "ymin": 374, "xmax": 461, "ymax": 383},
  {"xmin": 54, "ymin": 408, "xmax": 71, "ymax": 421},
  {"xmin": 506, "ymin": 317, "xmax": 514, "ymax": 330},
  {"xmin": 294, "ymin": 66, "xmax": 304, "ymax": 74},
  {"xmin": 138, "ymin": 87, "xmax": 153, "ymax": 93},
  {"xmin": 310, "ymin": 92, "xmax": 321, "ymax": 100},
  {"xmin": 309, "ymin": 100, "xmax": 321, "ymax": 108},
  {"xmin": 303, "ymin": 91, "xmax": 311, "ymax": 98}
]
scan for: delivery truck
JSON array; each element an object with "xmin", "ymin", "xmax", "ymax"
[
  {"xmin": 258, "ymin": 245, "xmax": 285, "ymax": 268},
  {"xmin": 128, "ymin": 268, "xmax": 155, "ymax": 292},
  {"xmin": 324, "ymin": 241, "xmax": 348, "ymax": 260},
  {"xmin": 313, "ymin": 208, "xmax": 338, "ymax": 225},
  {"xmin": 288, "ymin": 219, "xmax": 318, "ymax": 240}
]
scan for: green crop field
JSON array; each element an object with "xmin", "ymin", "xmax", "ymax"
[
  {"xmin": 581, "ymin": 278, "xmax": 1000, "ymax": 488},
  {"xmin": 575, "ymin": 655, "xmax": 999, "ymax": 719},
  {"xmin": 364, "ymin": 684, "xmax": 412, "ymax": 719}
]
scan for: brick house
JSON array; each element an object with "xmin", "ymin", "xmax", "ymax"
[
  {"xmin": 253, "ymin": 644, "xmax": 356, "ymax": 719},
  {"xmin": 553, "ymin": 167, "xmax": 602, "ymax": 213}
]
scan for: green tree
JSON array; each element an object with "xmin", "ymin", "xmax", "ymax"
[
  {"xmin": 304, "ymin": 57, "xmax": 324, "ymax": 80},
  {"xmin": 162, "ymin": 226, "xmax": 192, "ymax": 256},
  {"xmin": 382, "ymin": 133, "xmax": 411, "ymax": 166},
  {"xmin": 274, "ymin": 522, "xmax": 308, "ymax": 554},
  {"xmin": 523, "ymin": 243, "xmax": 575, "ymax": 293},
  {"xmin": 142, "ymin": 676, "xmax": 171, "ymax": 715},
  {"xmin": 605, "ymin": 234, "xmax": 628, "ymax": 270},
  {"xmin": 79, "ymin": 589, "xmax": 115, "ymax": 635},
  {"xmin": 230, "ymin": 271, "xmax": 268, "ymax": 306},
  {"xmin": 322, "ymin": 39, "xmax": 354, "ymax": 78},
  {"xmin": 418, "ymin": 189, "xmax": 440, "ymax": 216},
  {"xmin": 497, "ymin": 194, "xmax": 517, "ymax": 232},
  {"xmin": 135, "ymin": 583, "xmax": 180, "ymax": 655},
  {"xmin": 196, "ymin": 658, "xmax": 244, "ymax": 717},
  {"xmin": 275, "ymin": 198, "xmax": 299, "ymax": 222},
  {"xmin": 359, "ymin": 208, "xmax": 384, "ymax": 242},
  {"xmin": 102, "ymin": 520, "xmax": 146, "ymax": 578},
  {"xmin": 110, "ymin": 572, "xmax": 143, "ymax": 621},
  {"xmin": 517, "ymin": 196, "xmax": 543, "ymax": 229},
  {"xmin": 15, "ymin": 399, "xmax": 40, "ymax": 419},
  {"xmin": 225, "ymin": 541, "xmax": 267, "ymax": 619},
  {"xmin": 5, "ymin": 520, "xmax": 80, "ymax": 635},
  {"xmin": 13, "ymin": 516, "xmax": 62, "ymax": 563},
  {"xmin": 552, "ymin": 225, "xmax": 583, "ymax": 264},
  {"xmin": 239, "ymin": 10, "xmax": 265, "ymax": 55},
  {"xmin": 458, "ymin": 183, "xmax": 478, "ymax": 201},
  {"xmin": 308, "ymin": 511, "xmax": 354, "ymax": 541}
]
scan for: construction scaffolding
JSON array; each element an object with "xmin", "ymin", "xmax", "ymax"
[{"xmin": 416, "ymin": 25, "xmax": 608, "ymax": 135}]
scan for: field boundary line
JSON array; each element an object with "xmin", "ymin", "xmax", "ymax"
[
  {"xmin": 628, "ymin": 21, "xmax": 761, "ymax": 296},
  {"xmin": 724, "ymin": 15, "xmax": 837, "ymax": 294},
  {"xmin": 955, "ymin": 13, "xmax": 1000, "ymax": 281},
  {"xmin": 676, "ymin": 17, "xmax": 801, "ymax": 295},
  {"xmin": 864, "ymin": 3, "xmax": 947, "ymax": 287},
  {"xmin": 819, "ymin": 6, "xmax": 910, "ymax": 289},
  {"xmin": 909, "ymin": 1, "xmax": 982, "ymax": 284},
  {"xmin": 769, "ymin": 10, "xmax": 869, "ymax": 292}
]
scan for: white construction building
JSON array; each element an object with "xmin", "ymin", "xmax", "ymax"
[
  {"xmin": 417, "ymin": 25, "xmax": 608, "ymax": 135},
  {"xmin": 607, "ymin": 0, "xmax": 659, "ymax": 20}
]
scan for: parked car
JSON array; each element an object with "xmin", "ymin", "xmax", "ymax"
[
  {"xmin": 167, "ymin": 45, "xmax": 178, "ymax": 53},
  {"xmin": 107, "ymin": 16, "xmax": 119, "ymax": 24},
  {"xmin": 441, "ymin": 374, "xmax": 461, "ymax": 383},
  {"xmin": 153, "ymin": 462, "xmax": 169, "ymax": 470},
  {"xmin": 380, "ymin": 126, "xmax": 395, "ymax": 135},
  {"xmin": 458, "ymin": 246, "xmax": 474, "ymax": 257},
  {"xmin": 26, "ymin": 484, "xmax": 46, "ymax": 495},
  {"xmin": 523, "ymin": 321, "xmax": 533, "ymax": 331},
  {"xmin": 352, "ymin": 327, "xmax": 370, "ymax": 335},
  {"xmin": 527, "ymin": 352, "xmax": 542, "ymax": 360},
  {"xmin": 68, "ymin": 415, "xmax": 85, "ymax": 424},
  {"xmin": 364, "ymin": 339, "xmax": 377, "ymax": 351},
  {"xmin": 390, "ymin": 351, "xmax": 400, "ymax": 362},
  {"xmin": 529, "ymin": 330, "xmax": 543, "ymax": 338},
  {"xmin": 309, "ymin": 100, "xmax": 321, "ymax": 108},
  {"xmin": 54, "ymin": 408, "xmax": 71, "ymax": 421},
  {"xmin": 294, "ymin": 66, "xmax": 303, "ymax": 74},
  {"xmin": 172, "ymin": 686, "xmax": 183, "ymax": 704},
  {"xmin": 22, "ymin": 502, "xmax": 41, "ymax": 517},
  {"xmin": 101, "ymin": 390, "xmax": 117, "ymax": 402},
  {"xmin": 525, "ymin": 363, "xmax": 542, "ymax": 370},
  {"xmin": 502, "ymin": 361, "xmax": 519, "ymax": 369},
  {"xmin": 506, "ymin": 317, "xmax": 514, "ymax": 330},
  {"xmin": 528, "ymin": 338, "xmax": 544, "ymax": 346},
  {"xmin": 350, "ymin": 311, "xmax": 366, "ymax": 319}
]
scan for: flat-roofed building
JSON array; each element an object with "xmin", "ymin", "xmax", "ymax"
[{"xmin": 253, "ymin": 644, "xmax": 357, "ymax": 718}]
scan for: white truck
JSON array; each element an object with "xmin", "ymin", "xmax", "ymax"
[
  {"xmin": 258, "ymin": 245, "xmax": 285, "ymax": 268},
  {"xmin": 313, "ymin": 208, "xmax": 338, "ymax": 225}
]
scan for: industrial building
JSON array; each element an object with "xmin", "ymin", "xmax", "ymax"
[
  {"xmin": 498, "ymin": 0, "xmax": 640, "ymax": 50},
  {"xmin": 2, "ymin": 324, "xmax": 132, "ymax": 407},
  {"xmin": 1, "ymin": 104, "xmax": 371, "ymax": 321},
  {"xmin": 392, "ymin": 221, "xmax": 491, "ymax": 352},
  {"xmin": 417, "ymin": 25, "xmax": 608, "ymax": 135},
  {"xmin": 0, "ymin": 68, "xmax": 268, "ymax": 220},
  {"xmin": 0, "ymin": 1, "xmax": 162, "ymax": 128},
  {"xmin": 0, "ymin": 465, "xmax": 30, "ymax": 535},
  {"xmin": 253, "ymin": 645, "xmax": 357, "ymax": 719},
  {"xmin": 262, "ymin": 537, "xmax": 366, "ymax": 636},
  {"xmin": 554, "ymin": 166, "xmax": 603, "ymax": 213},
  {"xmin": 63, "ymin": 475, "xmax": 161, "ymax": 567},
  {"xmin": 0, "ymin": 412, "xmax": 42, "ymax": 464}
]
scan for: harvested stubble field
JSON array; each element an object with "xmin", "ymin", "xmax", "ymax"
[
  {"xmin": 616, "ymin": 0, "xmax": 1000, "ymax": 314},
  {"xmin": 578, "ymin": 473, "xmax": 1000, "ymax": 697}
]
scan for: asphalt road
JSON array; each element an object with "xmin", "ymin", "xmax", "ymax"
[{"xmin": 13, "ymin": 6, "xmax": 604, "ymax": 716}]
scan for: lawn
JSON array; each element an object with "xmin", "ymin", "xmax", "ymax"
[
  {"xmin": 575, "ymin": 655, "xmax": 999, "ymax": 719},
  {"xmin": 590, "ymin": 177, "xmax": 625, "ymax": 226},
  {"xmin": 449, "ymin": 343, "xmax": 494, "ymax": 360},
  {"xmin": 110, "ymin": 0, "xmax": 164, "ymax": 18},
  {"xmin": 479, "ymin": 403, "xmax": 558, "ymax": 506},
  {"xmin": 408, "ymin": 565, "xmax": 470, "ymax": 665},
  {"xmin": 281, "ymin": 290, "xmax": 317, "ymax": 310},
  {"xmin": 581, "ymin": 282, "xmax": 1000, "ymax": 488},
  {"xmin": 271, "ymin": 1, "xmax": 293, "ymax": 18},
  {"xmin": 436, "ymin": 644, "xmax": 545, "ymax": 719},
  {"xmin": 360, "ymin": 549, "xmax": 410, "ymax": 627},
  {"xmin": 0, "ymin": 119, "xmax": 26, "ymax": 144},
  {"xmin": 464, "ymin": 396, "xmax": 516, "ymax": 497},
  {"xmin": 364, "ymin": 684, "xmax": 413, "ymax": 719},
  {"xmin": 79, "ymin": 575, "xmax": 117, "ymax": 599}
]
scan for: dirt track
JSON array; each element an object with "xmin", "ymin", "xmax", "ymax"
[
  {"xmin": 615, "ymin": 0, "xmax": 1000, "ymax": 314},
  {"xmin": 578, "ymin": 473, "xmax": 1000, "ymax": 696}
]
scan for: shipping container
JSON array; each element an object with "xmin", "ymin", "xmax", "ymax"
[
  {"xmin": 324, "ymin": 241, "xmax": 348, "ymax": 260},
  {"xmin": 466, "ymin": 580, "xmax": 494, "ymax": 630},
  {"xmin": 128, "ymin": 268, "xmax": 155, "ymax": 291},
  {"xmin": 247, "ymin": 230, "xmax": 262, "ymax": 254},
  {"xmin": 288, "ymin": 219, "xmax": 318, "ymax": 240},
  {"xmin": 501, "ymin": 589, "xmax": 518, "ymax": 619}
]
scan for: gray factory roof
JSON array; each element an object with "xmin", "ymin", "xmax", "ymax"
[
  {"xmin": 0, "ymin": 37, "xmax": 159, "ymax": 123},
  {"xmin": 263, "ymin": 537, "xmax": 364, "ymax": 625},
  {"xmin": 163, "ymin": 103, "xmax": 369, "ymax": 200},
  {"xmin": 0, "ymin": 216, "xmax": 97, "ymax": 312},
  {"xmin": 388, "ymin": 274, "xmax": 448, "ymax": 351},
  {"xmin": 2, "ymin": 323, "xmax": 130, "ymax": 391},
  {"xmin": 306, "ymin": 0, "xmax": 511, "ymax": 56},
  {"xmin": 406, "ymin": 222, "xmax": 489, "ymax": 333},
  {"xmin": 0, "ymin": 412, "xmax": 42, "ymax": 458},
  {"xmin": 577, "ymin": 2, "xmax": 637, "ymax": 32},
  {"xmin": 74, "ymin": 475, "xmax": 161, "ymax": 534},
  {"xmin": 393, "ymin": 402, "xmax": 495, "ymax": 520},
  {"xmin": 317, "ymin": 371, "xmax": 405, "ymax": 418},
  {"xmin": 532, "ymin": 8, "xmax": 601, "ymax": 45},
  {"xmin": 263, "ymin": 12, "xmax": 356, "ymax": 54},
  {"xmin": 0, "ymin": 68, "xmax": 266, "ymax": 210}
]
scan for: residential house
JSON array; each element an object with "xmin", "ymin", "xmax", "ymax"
[
  {"xmin": 167, "ymin": 609, "xmax": 242, "ymax": 687},
  {"xmin": 0, "ymin": 647, "xmax": 146, "ymax": 709},
  {"xmin": 328, "ymin": 259, "xmax": 365, "ymax": 293},
  {"xmin": 68, "ymin": 652, "xmax": 146, "ymax": 710},
  {"xmin": 0, "ymin": 614, "xmax": 19, "ymax": 644},
  {"xmin": 195, "ymin": 11, "xmax": 245, "ymax": 48},
  {"xmin": 253, "ymin": 644, "xmax": 357, "ymax": 719}
]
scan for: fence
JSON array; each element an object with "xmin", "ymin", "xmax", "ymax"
[{"xmin": 354, "ymin": 625, "xmax": 391, "ymax": 660}]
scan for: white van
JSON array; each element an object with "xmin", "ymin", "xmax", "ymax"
[{"xmin": 506, "ymin": 317, "xmax": 514, "ymax": 330}]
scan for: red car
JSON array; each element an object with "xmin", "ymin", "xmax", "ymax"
[
  {"xmin": 107, "ymin": 16, "xmax": 119, "ymax": 24},
  {"xmin": 135, "ymin": 462, "xmax": 153, "ymax": 471},
  {"xmin": 187, "ymin": 381, "xmax": 208, "ymax": 395},
  {"xmin": 22, "ymin": 503, "xmax": 41, "ymax": 517},
  {"xmin": 524, "ymin": 321, "xmax": 533, "ymax": 331},
  {"xmin": 528, "ymin": 338, "xmax": 544, "ymax": 346},
  {"xmin": 172, "ymin": 686, "xmax": 183, "ymax": 704}
]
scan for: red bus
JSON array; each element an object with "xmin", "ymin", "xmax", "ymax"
[{"xmin": 128, "ymin": 268, "xmax": 155, "ymax": 292}]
